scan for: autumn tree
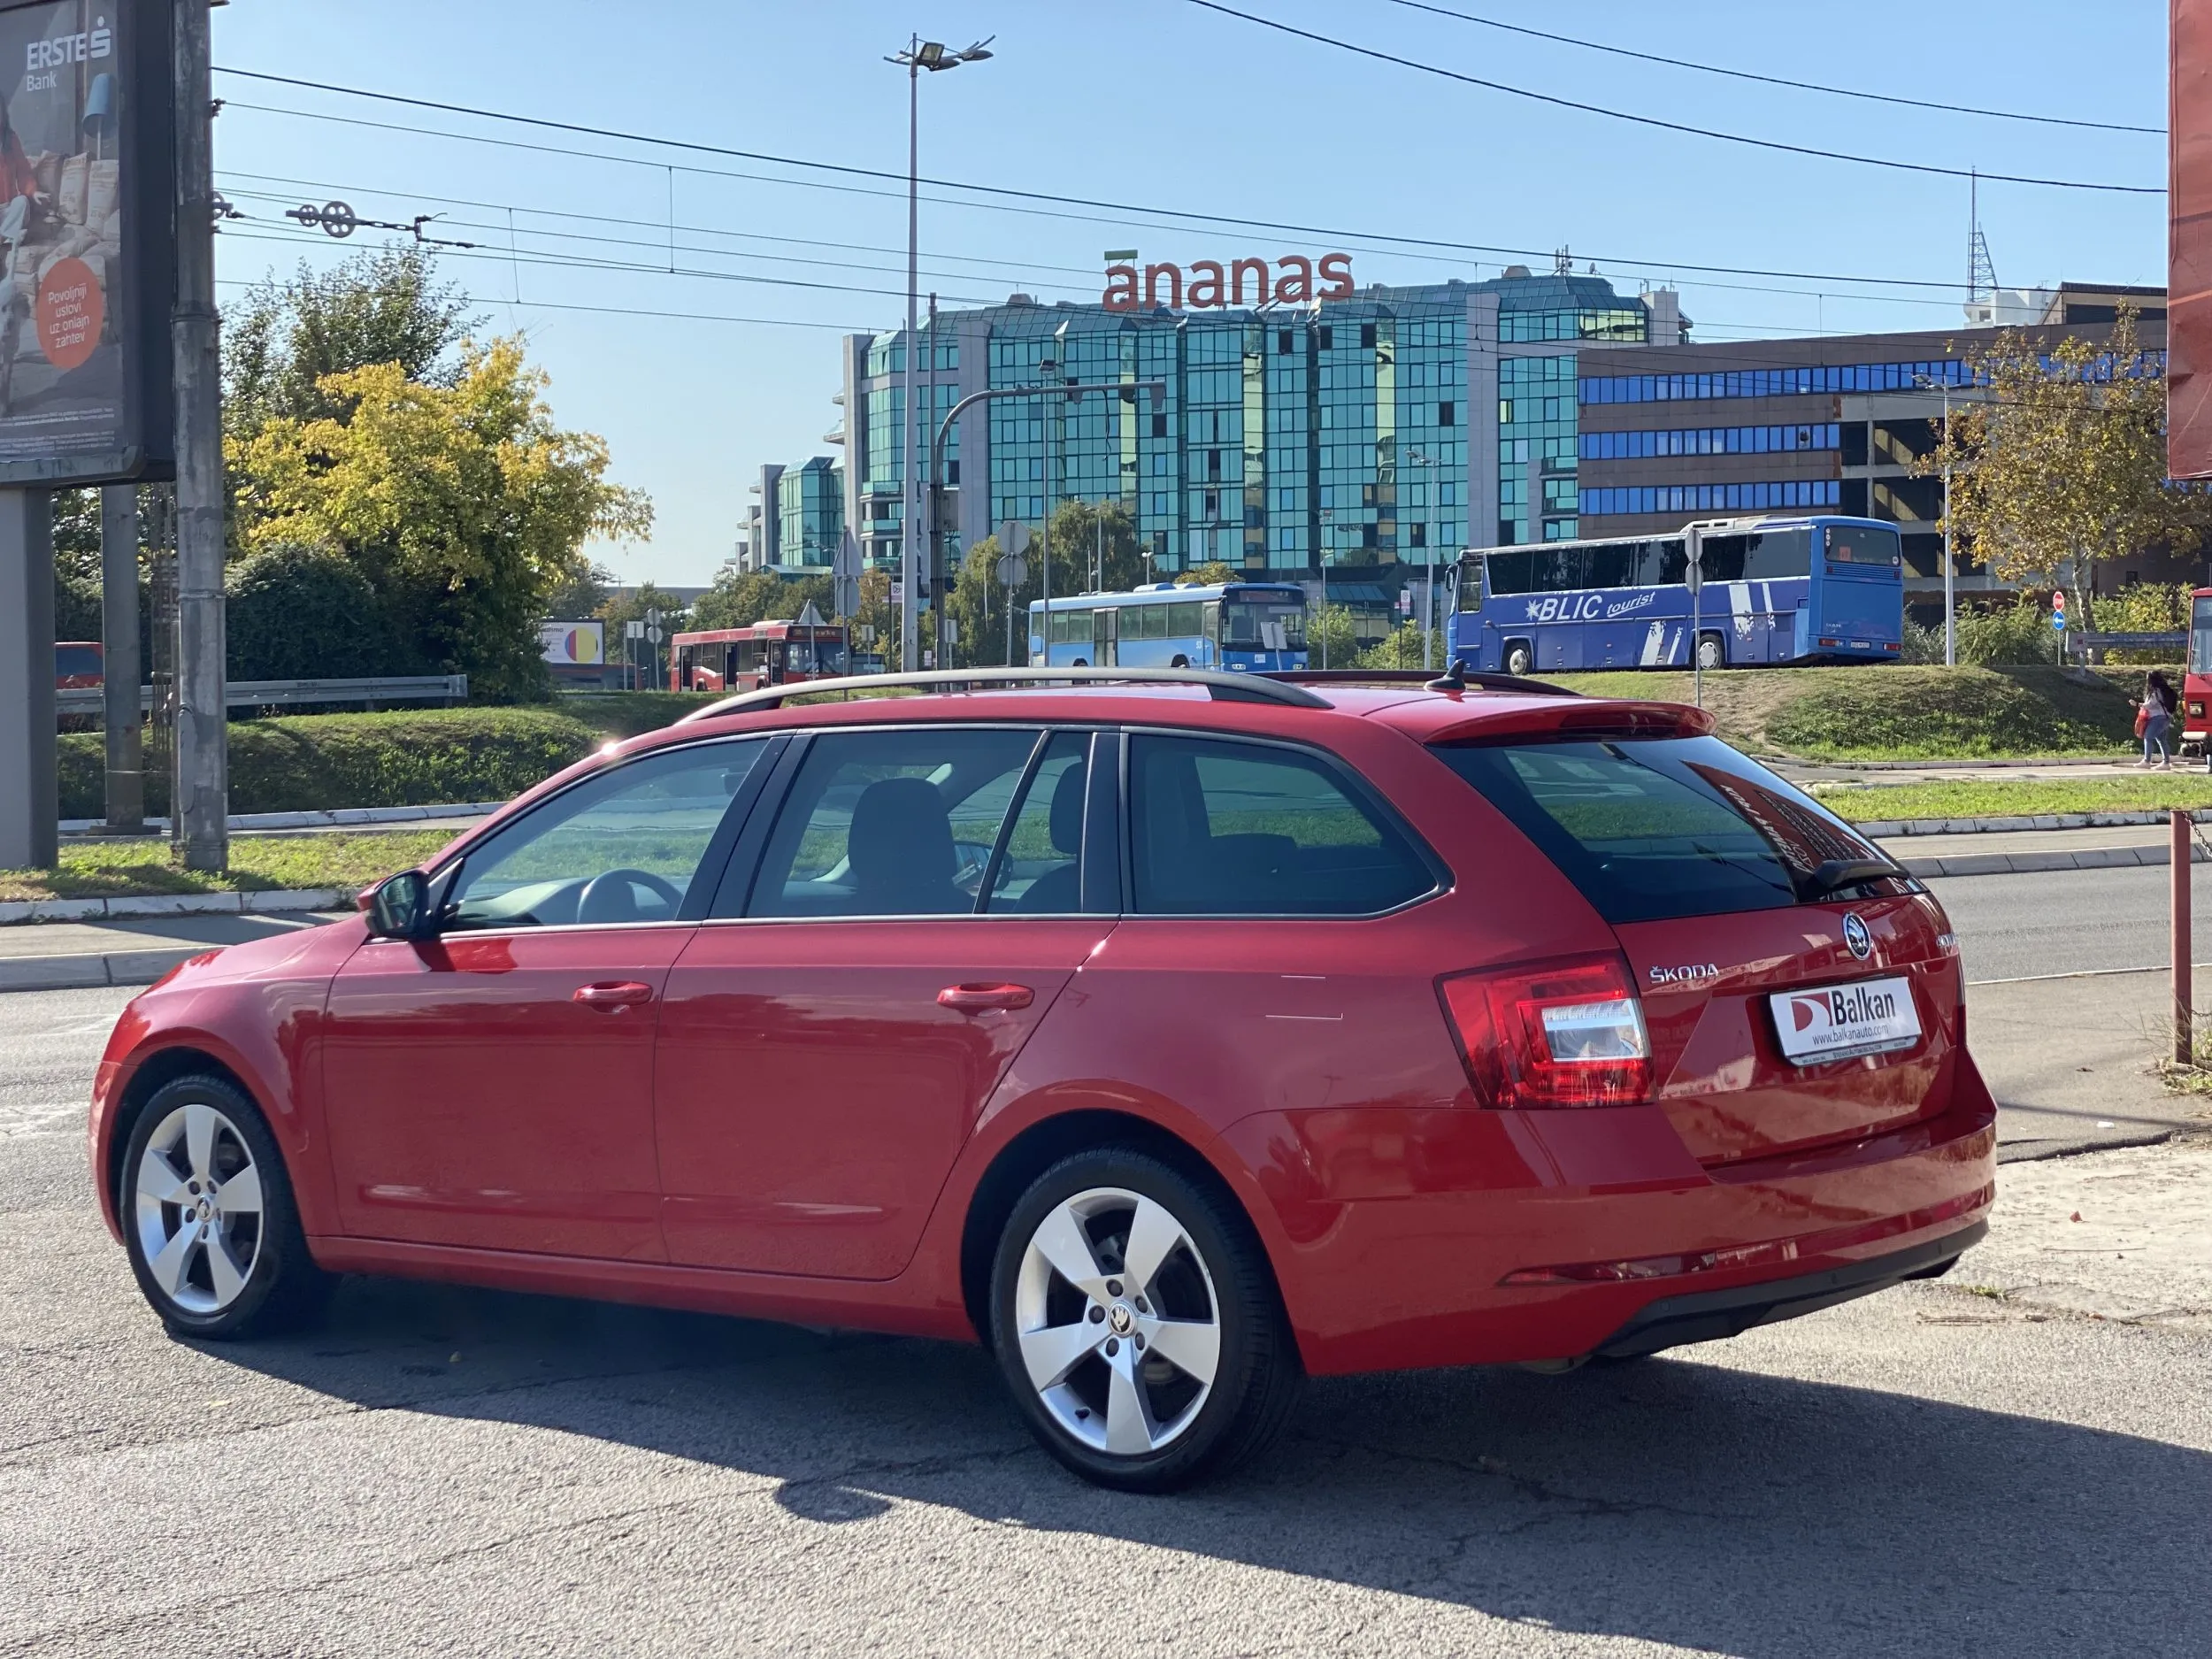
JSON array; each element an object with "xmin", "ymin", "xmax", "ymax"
[
  {"xmin": 230, "ymin": 341, "xmax": 651, "ymax": 701},
  {"xmin": 1924, "ymin": 302, "xmax": 2207, "ymax": 626}
]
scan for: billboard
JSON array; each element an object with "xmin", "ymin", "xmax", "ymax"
[
  {"xmin": 0, "ymin": 0, "xmax": 173, "ymax": 486},
  {"xmin": 2174, "ymin": 0, "xmax": 2212, "ymax": 478},
  {"xmin": 540, "ymin": 619, "xmax": 605, "ymax": 667}
]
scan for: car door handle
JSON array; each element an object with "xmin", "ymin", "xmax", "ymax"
[
  {"xmin": 574, "ymin": 980, "xmax": 654, "ymax": 1010},
  {"xmin": 937, "ymin": 982, "xmax": 1035, "ymax": 1014}
]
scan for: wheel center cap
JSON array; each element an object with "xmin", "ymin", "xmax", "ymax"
[
  {"xmin": 1108, "ymin": 1302, "xmax": 1134, "ymax": 1335},
  {"xmin": 196, "ymin": 1200, "xmax": 211, "ymax": 1220}
]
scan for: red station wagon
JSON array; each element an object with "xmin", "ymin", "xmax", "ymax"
[{"xmin": 89, "ymin": 667, "xmax": 1997, "ymax": 1490}]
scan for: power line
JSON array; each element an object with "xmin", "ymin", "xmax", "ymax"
[
  {"xmin": 213, "ymin": 70, "xmax": 2019, "ymax": 293},
  {"xmin": 1379, "ymin": 0, "xmax": 2164, "ymax": 135},
  {"xmin": 1184, "ymin": 0, "xmax": 2164, "ymax": 195},
  {"xmin": 213, "ymin": 273, "xmax": 866, "ymax": 334},
  {"xmin": 217, "ymin": 170, "xmax": 1971, "ymax": 319}
]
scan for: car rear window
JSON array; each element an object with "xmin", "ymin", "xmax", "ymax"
[{"xmin": 1432, "ymin": 735, "xmax": 1897, "ymax": 925}]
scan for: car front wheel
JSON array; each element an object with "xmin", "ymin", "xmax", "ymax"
[
  {"xmin": 988, "ymin": 1148, "xmax": 1301, "ymax": 1492},
  {"xmin": 120, "ymin": 1074, "xmax": 331, "ymax": 1340}
]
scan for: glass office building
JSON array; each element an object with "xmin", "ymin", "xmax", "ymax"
[
  {"xmin": 744, "ymin": 457, "xmax": 846, "ymax": 573},
  {"xmin": 833, "ymin": 270, "xmax": 1684, "ymax": 590}
]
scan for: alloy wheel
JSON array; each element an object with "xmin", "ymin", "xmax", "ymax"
[
  {"xmin": 1013, "ymin": 1186, "xmax": 1222, "ymax": 1456},
  {"xmin": 132, "ymin": 1101, "xmax": 265, "ymax": 1316}
]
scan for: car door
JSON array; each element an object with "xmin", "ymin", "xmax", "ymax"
[
  {"xmin": 321, "ymin": 734, "xmax": 779, "ymax": 1261},
  {"xmin": 654, "ymin": 725, "xmax": 1118, "ymax": 1279}
]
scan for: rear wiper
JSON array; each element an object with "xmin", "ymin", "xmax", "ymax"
[{"xmin": 1800, "ymin": 856, "xmax": 1907, "ymax": 900}]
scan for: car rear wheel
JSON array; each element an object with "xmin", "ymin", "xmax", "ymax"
[
  {"xmin": 120, "ymin": 1075, "xmax": 331, "ymax": 1340},
  {"xmin": 989, "ymin": 1148, "xmax": 1300, "ymax": 1492}
]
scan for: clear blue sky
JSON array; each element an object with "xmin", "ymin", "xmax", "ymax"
[{"xmin": 211, "ymin": 1, "xmax": 2170, "ymax": 585}]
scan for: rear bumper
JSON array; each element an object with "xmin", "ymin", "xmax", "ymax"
[
  {"xmin": 1593, "ymin": 1219, "xmax": 1985, "ymax": 1359},
  {"xmin": 1224, "ymin": 1048, "xmax": 1999, "ymax": 1376}
]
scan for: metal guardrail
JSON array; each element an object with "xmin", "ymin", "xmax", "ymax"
[
  {"xmin": 57, "ymin": 674, "xmax": 468, "ymax": 716},
  {"xmin": 2068, "ymin": 631, "xmax": 2185, "ymax": 651}
]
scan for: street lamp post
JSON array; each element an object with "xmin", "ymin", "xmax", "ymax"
[
  {"xmin": 887, "ymin": 35, "xmax": 992, "ymax": 672},
  {"xmin": 927, "ymin": 368, "xmax": 1166, "ymax": 668},
  {"xmin": 1406, "ymin": 449, "xmax": 1438, "ymax": 671}
]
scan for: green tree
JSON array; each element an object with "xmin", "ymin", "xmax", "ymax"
[
  {"xmin": 1354, "ymin": 620, "xmax": 1446, "ymax": 672},
  {"xmin": 227, "ymin": 541, "xmax": 407, "ymax": 680},
  {"xmin": 1180, "ymin": 560, "xmax": 1239, "ymax": 588},
  {"xmin": 1307, "ymin": 602, "xmax": 1361, "ymax": 669},
  {"xmin": 230, "ymin": 342, "xmax": 652, "ymax": 702},
  {"xmin": 943, "ymin": 500, "xmax": 1155, "ymax": 666},
  {"xmin": 224, "ymin": 244, "xmax": 477, "ymax": 431},
  {"xmin": 687, "ymin": 567, "xmax": 834, "ymax": 633},
  {"xmin": 543, "ymin": 560, "xmax": 614, "ymax": 622},
  {"xmin": 1923, "ymin": 302, "xmax": 2208, "ymax": 627}
]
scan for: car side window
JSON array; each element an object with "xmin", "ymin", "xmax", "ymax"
[
  {"xmin": 982, "ymin": 733, "xmax": 1089, "ymax": 914},
  {"xmin": 744, "ymin": 726, "xmax": 1044, "ymax": 918},
  {"xmin": 443, "ymin": 739, "xmax": 770, "ymax": 932},
  {"xmin": 1127, "ymin": 733, "xmax": 1434, "ymax": 917}
]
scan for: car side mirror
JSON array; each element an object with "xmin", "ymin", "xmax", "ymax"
[{"xmin": 365, "ymin": 870, "xmax": 431, "ymax": 941}]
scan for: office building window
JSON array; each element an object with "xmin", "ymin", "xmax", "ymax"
[{"xmin": 1580, "ymin": 480, "xmax": 1843, "ymax": 516}]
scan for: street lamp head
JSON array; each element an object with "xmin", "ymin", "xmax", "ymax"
[
  {"xmin": 956, "ymin": 37, "xmax": 995, "ymax": 61},
  {"xmin": 892, "ymin": 38, "xmax": 985, "ymax": 72}
]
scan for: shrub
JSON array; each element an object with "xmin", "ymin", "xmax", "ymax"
[
  {"xmin": 57, "ymin": 705, "xmax": 603, "ymax": 818},
  {"xmin": 226, "ymin": 541, "xmax": 416, "ymax": 680},
  {"xmin": 1951, "ymin": 595, "xmax": 2062, "ymax": 666}
]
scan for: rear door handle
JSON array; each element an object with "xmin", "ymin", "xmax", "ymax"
[
  {"xmin": 937, "ymin": 982, "xmax": 1035, "ymax": 1014},
  {"xmin": 574, "ymin": 980, "xmax": 654, "ymax": 1010}
]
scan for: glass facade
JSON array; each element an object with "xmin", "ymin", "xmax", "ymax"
[
  {"xmin": 774, "ymin": 457, "xmax": 844, "ymax": 569},
  {"xmin": 1580, "ymin": 357, "xmax": 1972, "ymax": 405},
  {"xmin": 843, "ymin": 272, "xmax": 1656, "ymax": 584},
  {"xmin": 1580, "ymin": 422, "xmax": 1840, "ymax": 461},
  {"xmin": 1581, "ymin": 480, "xmax": 1842, "ymax": 518}
]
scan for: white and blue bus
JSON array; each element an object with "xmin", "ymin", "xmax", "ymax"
[
  {"xmin": 1448, "ymin": 515, "xmax": 1904, "ymax": 676},
  {"xmin": 1029, "ymin": 582, "xmax": 1310, "ymax": 672}
]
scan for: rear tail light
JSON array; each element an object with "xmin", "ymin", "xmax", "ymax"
[{"xmin": 1439, "ymin": 954, "xmax": 1652, "ymax": 1110}]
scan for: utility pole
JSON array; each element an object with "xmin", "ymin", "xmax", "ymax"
[
  {"xmin": 102, "ymin": 487, "xmax": 143, "ymax": 832},
  {"xmin": 0, "ymin": 489, "xmax": 55, "ymax": 868},
  {"xmin": 173, "ymin": 0, "xmax": 227, "ymax": 871}
]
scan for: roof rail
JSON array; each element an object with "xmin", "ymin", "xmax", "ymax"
[
  {"xmin": 1261, "ymin": 667, "xmax": 1584, "ymax": 698},
  {"xmin": 673, "ymin": 665, "xmax": 1332, "ymax": 724}
]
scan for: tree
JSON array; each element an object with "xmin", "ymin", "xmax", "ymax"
[
  {"xmin": 1180, "ymin": 560, "xmax": 1239, "ymax": 588},
  {"xmin": 543, "ymin": 560, "xmax": 614, "ymax": 622},
  {"xmin": 1307, "ymin": 602, "xmax": 1361, "ymax": 670},
  {"xmin": 687, "ymin": 567, "xmax": 834, "ymax": 633},
  {"xmin": 226, "ymin": 541, "xmax": 405, "ymax": 680},
  {"xmin": 230, "ymin": 341, "xmax": 652, "ymax": 702},
  {"xmin": 224, "ymin": 244, "xmax": 477, "ymax": 431},
  {"xmin": 1924, "ymin": 302, "xmax": 2208, "ymax": 627}
]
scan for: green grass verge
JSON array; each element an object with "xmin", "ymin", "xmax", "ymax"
[
  {"xmin": 1812, "ymin": 775, "xmax": 2212, "ymax": 825},
  {"xmin": 1546, "ymin": 664, "xmax": 2160, "ymax": 761},
  {"xmin": 1, "ymin": 830, "xmax": 460, "ymax": 903}
]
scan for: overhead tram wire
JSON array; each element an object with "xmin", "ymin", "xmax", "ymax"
[
  {"xmin": 211, "ymin": 273, "xmax": 868, "ymax": 334},
  {"xmin": 1182, "ymin": 1, "xmax": 2164, "ymax": 195},
  {"xmin": 213, "ymin": 172, "xmax": 1971, "ymax": 319},
  {"xmin": 216, "ymin": 187, "xmax": 1106, "ymax": 302},
  {"xmin": 211, "ymin": 69, "xmax": 2017, "ymax": 294},
  {"xmin": 1378, "ymin": 0, "xmax": 2164, "ymax": 135}
]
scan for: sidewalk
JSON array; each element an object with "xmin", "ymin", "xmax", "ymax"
[{"xmin": 0, "ymin": 910, "xmax": 346, "ymax": 991}]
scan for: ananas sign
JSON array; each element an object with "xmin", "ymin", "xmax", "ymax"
[{"xmin": 1102, "ymin": 250, "xmax": 1355, "ymax": 313}]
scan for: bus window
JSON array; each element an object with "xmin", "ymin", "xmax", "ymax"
[
  {"xmin": 1485, "ymin": 549, "xmax": 1540, "ymax": 595},
  {"xmin": 1168, "ymin": 601, "xmax": 1204, "ymax": 636},
  {"xmin": 1456, "ymin": 558, "xmax": 1483, "ymax": 612},
  {"xmin": 1223, "ymin": 593, "xmax": 1306, "ymax": 650},
  {"xmin": 2193, "ymin": 594, "xmax": 2212, "ymax": 675},
  {"xmin": 1823, "ymin": 525, "xmax": 1898, "ymax": 567},
  {"xmin": 1747, "ymin": 527, "xmax": 1811, "ymax": 579},
  {"xmin": 1583, "ymin": 543, "xmax": 1638, "ymax": 589}
]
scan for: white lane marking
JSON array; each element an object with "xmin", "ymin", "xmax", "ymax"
[{"xmin": 0, "ymin": 1103, "xmax": 84, "ymax": 1139}]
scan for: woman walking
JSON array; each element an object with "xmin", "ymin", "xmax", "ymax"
[{"xmin": 2139, "ymin": 670, "xmax": 2178, "ymax": 769}]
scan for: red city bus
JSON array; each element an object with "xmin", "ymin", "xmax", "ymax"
[
  {"xmin": 56, "ymin": 641, "xmax": 104, "ymax": 688},
  {"xmin": 669, "ymin": 620, "xmax": 849, "ymax": 693},
  {"xmin": 2185, "ymin": 588, "xmax": 2212, "ymax": 754}
]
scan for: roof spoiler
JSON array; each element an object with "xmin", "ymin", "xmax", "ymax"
[{"xmin": 1427, "ymin": 699, "xmax": 1717, "ymax": 745}]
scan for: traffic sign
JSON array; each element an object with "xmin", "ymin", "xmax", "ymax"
[
  {"xmin": 995, "ymin": 553, "xmax": 1029, "ymax": 588},
  {"xmin": 2051, "ymin": 611, "xmax": 2067, "ymax": 631},
  {"xmin": 996, "ymin": 519, "xmax": 1033, "ymax": 557},
  {"xmin": 795, "ymin": 599, "xmax": 826, "ymax": 629},
  {"xmin": 2051, "ymin": 589, "xmax": 2067, "ymax": 611}
]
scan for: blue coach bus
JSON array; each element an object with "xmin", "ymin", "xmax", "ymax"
[
  {"xmin": 1029, "ymin": 582, "xmax": 1310, "ymax": 672},
  {"xmin": 1448, "ymin": 515, "xmax": 1904, "ymax": 676}
]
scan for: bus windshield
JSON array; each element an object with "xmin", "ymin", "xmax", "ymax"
[
  {"xmin": 787, "ymin": 634, "xmax": 849, "ymax": 675},
  {"xmin": 1223, "ymin": 595, "xmax": 1306, "ymax": 651},
  {"xmin": 2194, "ymin": 595, "xmax": 2212, "ymax": 675}
]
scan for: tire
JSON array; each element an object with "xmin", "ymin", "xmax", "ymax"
[
  {"xmin": 119, "ymin": 1074, "xmax": 332, "ymax": 1340},
  {"xmin": 1695, "ymin": 632, "xmax": 1726, "ymax": 672},
  {"xmin": 1170, "ymin": 655, "xmax": 1190, "ymax": 669},
  {"xmin": 988, "ymin": 1148, "xmax": 1301, "ymax": 1493},
  {"xmin": 1071, "ymin": 657, "xmax": 1089, "ymax": 668},
  {"xmin": 1503, "ymin": 641, "xmax": 1533, "ymax": 678}
]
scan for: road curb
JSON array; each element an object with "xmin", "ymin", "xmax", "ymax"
[
  {"xmin": 0, "ymin": 947, "xmax": 208, "ymax": 994},
  {"xmin": 1898, "ymin": 843, "xmax": 2211, "ymax": 879},
  {"xmin": 1853, "ymin": 808, "xmax": 2212, "ymax": 838},
  {"xmin": 0, "ymin": 888, "xmax": 348, "ymax": 926}
]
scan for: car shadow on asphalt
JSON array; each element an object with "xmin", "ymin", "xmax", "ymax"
[{"xmin": 206, "ymin": 1271, "xmax": 2208, "ymax": 1658}]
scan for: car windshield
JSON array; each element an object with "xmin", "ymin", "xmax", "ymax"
[{"xmin": 1433, "ymin": 735, "xmax": 1903, "ymax": 924}]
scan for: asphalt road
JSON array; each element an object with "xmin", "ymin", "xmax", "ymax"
[
  {"xmin": 4, "ymin": 982, "xmax": 2209, "ymax": 1657},
  {"xmin": 1928, "ymin": 860, "xmax": 2212, "ymax": 984}
]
